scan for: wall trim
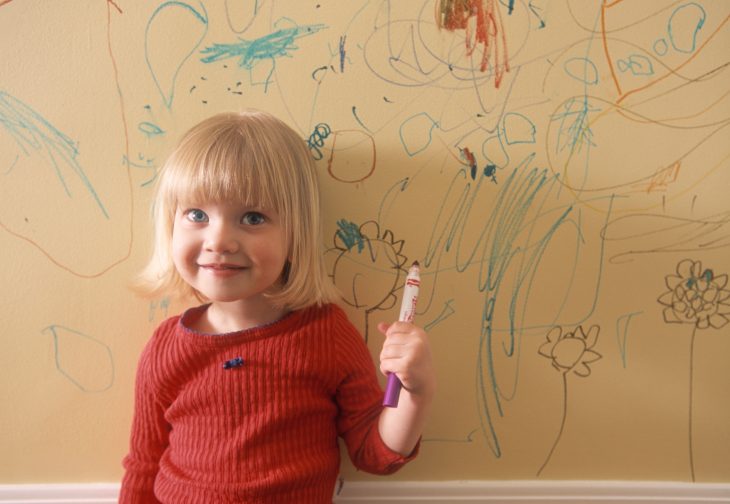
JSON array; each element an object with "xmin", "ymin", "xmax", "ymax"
[{"xmin": 0, "ymin": 481, "xmax": 728, "ymax": 503}]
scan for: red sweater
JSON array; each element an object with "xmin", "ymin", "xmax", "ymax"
[{"xmin": 120, "ymin": 303, "xmax": 417, "ymax": 503}]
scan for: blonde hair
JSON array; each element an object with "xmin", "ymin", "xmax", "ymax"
[{"xmin": 135, "ymin": 110, "xmax": 340, "ymax": 310}]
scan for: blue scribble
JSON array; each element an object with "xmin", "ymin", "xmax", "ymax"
[
  {"xmin": 307, "ymin": 123, "xmax": 331, "ymax": 161},
  {"xmin": 42, "ymin": 325, "xmax": 115, "ymax": 393},
  {"xmin": 200, "ymin": 18, "xmax": 326, "ymax": 92},
  {"xmin": 423, "ymin": 155, "xmax": 593, "ymax": 458},
  {"xmin": 336, "ymin": 219, "xmax": 365, "ymax": 252},
  {"xmin": 564, "ymin": 57, "xmax": 598, "ymax": 85},
  {"xmin": 145, "ymin": 1, "xmax": 209, "ymax": 108},
  {"xmin": 339, "ymin": 35, "xmax": 347, "ymax": 72},
  {"xmin": 551, "ymin": 96, "xmax": 599, "ymax": 155},
  {"xmin": 0, "ymin": 91, "xmax": 109, "ymax": 217},
  {"xmin": 668, "ymin": 2, "xmax": 706, "ymax": 54},
  {"xmin": 399, "ymin": 112, "xmax": 439, "ymax": 156},
  {"xmin": 617, "ymin": 54, "xmax": 654, "ymax": 76},
  {"xmin": 138, "ymin": 121, "xmax": 165, "ymax": 138},
  {"xmin": 616, "ymin": 311, "xmax": 642, "ymax": 368},
  {"xmin": 123, "ymin": 153, "xmax": 157, "ymax": 187}
]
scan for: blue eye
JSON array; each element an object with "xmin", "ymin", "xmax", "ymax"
[
  {"xmin": 185, "ymin": 209, "xmax": 208, "ymax": 222},
  {"xmin": 242, "ymin": 212, "xmax": 266, "ymax": 225}
]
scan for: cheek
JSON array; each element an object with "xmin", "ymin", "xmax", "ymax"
[{"xmin": 170, "ymin": 229, "xmax": 194, "ymax": 270}]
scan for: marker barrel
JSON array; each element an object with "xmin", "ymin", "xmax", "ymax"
[{"xmin": 383, "ymin": 262, "xmax": 420, "ymax": 408}]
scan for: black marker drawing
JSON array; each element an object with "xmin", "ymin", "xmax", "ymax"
[
  {"xmin": 657, "ymin": 258, "xmax": 730, "ymax": 481},
  {"xmin": 536, "ymin": 324, "xmax": 602, "ymax": 477}
]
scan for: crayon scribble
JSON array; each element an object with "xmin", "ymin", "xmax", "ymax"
[{"xmin": 200, "ymin": 18, "xmax": 326, "ymax": 92}]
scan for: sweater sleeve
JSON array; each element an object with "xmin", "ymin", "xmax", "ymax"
[
  {"xmin": 119, "ymin": 322, "xmax": 173, "ymax": 504},
  {"xmin": 332, "ymin": 308, "xmax": 419, "ymax": 474}
]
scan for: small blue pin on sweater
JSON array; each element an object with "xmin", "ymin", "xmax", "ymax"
[{"xmin": 223, "ymin": 357, "xmax": 244, "ymax": 369}]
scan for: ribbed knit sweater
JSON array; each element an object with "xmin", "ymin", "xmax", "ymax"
[{"xmin": 120, "ymin": 303, "xmax": 417, "ymax": 503}]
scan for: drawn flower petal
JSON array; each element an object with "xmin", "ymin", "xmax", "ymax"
[
  {"xmin": 378, "ymin": 292, "xmax": 398, "ymax": 311},
  {"xmin": 665, "ymin": 275, "xmax": 682, "ymax": 290},
  {"xmin": 708, "ymin": 313, "xmax": 729, "ymax": 329},
  {"xmin": 545, "ymin": 326, "xmax": 562, "ymax": 343},
  {"xmin": 713, "ymin": 274, "xmax": 728, "ymax": 289},
  {"xmin": 573, "ymin": 362, "xmax": 592, "ymax": 377},
  {"xmin": 696, "ymin": 317, "xmax": 710, "ymax": 329},
  {"xmin": 663, "ymin": 307, "xmax": 683, "ymax": 323},
  {"xmin": 359, "ymin": 221, "xmax": 381, "ymax": 239},
  {"xmin": 538, "ymin": 341, "xmax": 554, "ymax": 358},
  {"xmin": 583, "ymin": 325, "xmax": 599, "ymax": 349},
  {"xmin": 717, "ymin": 302, "xmax": 730, "ymax": 315},
  {"xmin": 677, "ymin": 259, "xmax": 697, "ymax": 278},
  {"xmin": 581, "ymin": 349, "xmax": 602, "ymax": 363},
  {"xmin": 657, "ymin": 291, "xmax": 675, "ymax": 307}
]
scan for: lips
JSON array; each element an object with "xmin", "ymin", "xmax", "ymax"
[{"xmin": 200, "ymin": 263, "xmax": 244, "ymax": 270}]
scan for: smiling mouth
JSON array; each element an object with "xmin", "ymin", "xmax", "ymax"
[{"xmin": 200, "ymin": 264, "xmax": 245, "ymax": 271}]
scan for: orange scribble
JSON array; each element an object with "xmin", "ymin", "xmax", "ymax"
[
  {"xmin": 645, "ymin": 161, "xmax": 681, "ymax": 193},
  {"xmin": 436, "ymin": 0, "xmax": 510, "ymax": 88},
  {"xmin": 0, "ymin": 0, "xmax": 15, "ymax": 6}
]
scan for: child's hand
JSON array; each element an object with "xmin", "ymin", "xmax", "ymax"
[{"xmin": 377, "ymin": 321, "xmax": 435, "ymax": 399}]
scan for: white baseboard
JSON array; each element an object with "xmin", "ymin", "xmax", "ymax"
[
  {"xmin": 0, "ymin": 481, "xmax": 728, "ymax": 503},
  {"xmin": 335, "ymin": 481, "xmax": 730, "ymax": 502}
]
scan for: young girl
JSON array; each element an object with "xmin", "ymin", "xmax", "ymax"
[{"xmin": 120, "ymin": 110, "xmax": 435, "ymax": 503}]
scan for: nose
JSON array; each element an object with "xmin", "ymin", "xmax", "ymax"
[{"xmin": 203, "ymin": 221, "xmax": 239, "ymax": 254}]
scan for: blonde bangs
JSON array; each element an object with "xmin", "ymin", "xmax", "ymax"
[{"xmin": 161, "ymin": 124, "xmax": 282, "ymax": 214}]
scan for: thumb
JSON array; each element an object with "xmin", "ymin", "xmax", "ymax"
[{"xmin": 376, "ymin": 321, "xmax": 391, "ymax": 335}]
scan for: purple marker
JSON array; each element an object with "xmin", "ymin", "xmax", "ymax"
[{"xmin": 383, "ymin": 261, "xmax": 421, "ymax": 408}]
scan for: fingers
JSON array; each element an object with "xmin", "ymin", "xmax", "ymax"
[{"xmin": 378, "ymin": 322, "xmax": 433, "ymax": 395}]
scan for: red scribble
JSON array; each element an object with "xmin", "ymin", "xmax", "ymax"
[
  {"xmin": 106, "ymin": 0, "xmax": 123, "ymax": 14},
  {"xmin": 326, "ymin": 130, "xmax": 376, "ymax": 184},
  {"xmin": 435, "ymin": 0, "xmax": 510, "ymax": 88},
  {"xmin": 460, "ymin": 146, "xmax": 477, "ymax": 170},
  {"xmin": 0, "ymin": 0, "xmax": 16, "ymax": 6}
]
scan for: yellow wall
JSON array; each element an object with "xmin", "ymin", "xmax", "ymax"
[{"xmin": 1, "ymin": 0, "xmax": 729, "ymax": 483}]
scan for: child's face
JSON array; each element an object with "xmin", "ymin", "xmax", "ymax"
[{"xmin": 171, "ymin": 200, "xmax": 288, "ymax": 305}]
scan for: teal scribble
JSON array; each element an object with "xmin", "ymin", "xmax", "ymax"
[
  {"xmin": 564, "ymin": 57, "xmax": 598, "ymax": 85},
  {"xmin": 423, "ymin": 155, "xmax": 592, "ymax": 458},
  {"xmin": 399, "ymin": 112, "xmax": 439, "ymax": 156},
  {"xmin": 339, "ymin": 35, "xmax": 347, "ymax": 72},
  {"xmin": 668, "ymin": 2, "xmax": 706, "ymax": 54},
  {"xmin": 307, "ymin": 123, "xmax": 331, "ymax": 160},
  {"xmin": 424, "ymin": 299, "xmax": 456, "ymax": 331},
  {"xmin": 0, "ymin": 91, "xmax": 109, "ymax": 218},
  {"xmin": 551, "ymin": 96, "xmax": 599, "ymax": 155},
  {"xmin": 200, "ymin": 18, "xmax": 326, "ymax": 92},
  {"xmin": 123, "ymin": 153, "xmax": 157, "ymax": 187},
  {"xmin": 138, "ymin": 121, "xmax": 165, "ymax": 137},
  {"xmin": 336, "ymin": 219, "xmax": 364, "ymax": 252},
  {"xmin": 617, "ymin": 54, "xmax": 654, "ymax": 76},
  {"xmin": 616, "ymin": 311, "xmax": 642, "ymax": 368},
  {"xmin": 42, "ymin": 325, "xmax": 115, "ymax": 393},
  {"xmin": 145, "ymin": 1, "xmax": 209, "ymax": 109}
]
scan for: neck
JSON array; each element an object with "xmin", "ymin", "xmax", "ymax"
[{"xmin": 201, "ymin": 298, "xmax": 287, "ymax": 334}]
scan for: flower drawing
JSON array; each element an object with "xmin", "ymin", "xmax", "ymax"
[
  {"xmin": 536, "ymin": 324, "xmax": 602, "ymax": 477},
  {"xmin": 327, "ymin": 220, "xmax": 408, "ymax": 341},
  {"xmin": 658, "ymin": 259, "xmax": 730, "ymax": 329},
  {"xmin": 538, "ymin": 324, "xmax": 602, "ymax": 377},
  {"xmin": 657, "ymin": 258, "xmax": 729, "ymax": 482}
]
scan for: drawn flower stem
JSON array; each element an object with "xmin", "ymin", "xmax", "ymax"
[
  {"xmin": 537, "ymin": 371, "xmax": 568, "ymax": 477},
  {"xmin": 688, "ymin": 325, "xmax": 697, "ymax": 482}
]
